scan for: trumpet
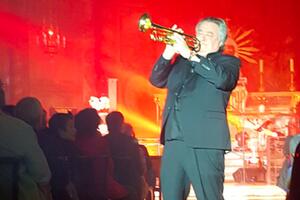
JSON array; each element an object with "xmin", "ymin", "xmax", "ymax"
[{"xmin": 138, "ymin": 13, "xmax": 200, "ymax": 52}]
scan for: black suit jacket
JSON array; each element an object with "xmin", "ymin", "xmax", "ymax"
[{"xmin": 150, "ymin": 52, "xmax": 240, "ymax": 150}]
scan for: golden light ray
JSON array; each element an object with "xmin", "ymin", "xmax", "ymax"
[
  {"xmin": 237, "ymin": 50, "xmax": 256, "ymax": 56},
  {"xmin": 238, "ymin": 47, "xmax": 259, "ymax": 52},
  {"xmin": 118, "ymin": 104, "xmax": 160, "ymax": 136},
  {"xmin": 225, "ymin": 26, "xmax": 259, "ymax": 64},
  {"xmin": 239, "ymin": 55, "xmax": 258, "ymax": 64},
  {"xmin": 237, "ymin": 39, "xmax": 251, "ymax": 47},
  {"xmin": 235, "ymin": 29, "xmax": 254, "ymax": 42}
]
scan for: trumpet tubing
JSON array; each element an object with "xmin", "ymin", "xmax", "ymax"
[{"xmin": 138, "ymin": 13, "xmax": 200, "ymax": 52}]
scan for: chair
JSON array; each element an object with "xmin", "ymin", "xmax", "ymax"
[
  {"xmin": 0, "ymin": 157, "xmax": 21, "ymax": 200},
  {"xmin": 112, "ymin": 155, "xmax": 143, "ymax": 199},
  {"xmin": 49, "ymin": 155, "xmax": 76, "ymax": 200},
  {"xmin": 72, "ymin": 155, "xmax": 108, "ymax": 200},
  {"xmin": 150, "ymin": 156, "xmax": 161, "ymax": 200},
  {"xmin": 113, "ymin": 155, "xmax": 135, "ymax": 185}
]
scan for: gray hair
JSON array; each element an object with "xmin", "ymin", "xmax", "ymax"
[
  {"xmin": 15, "ymin": 97, "xmax": 43, "ymax": 130},
  {"xmin": 196, "ymin": 17, "xmax": 228, "ymax": 47}
]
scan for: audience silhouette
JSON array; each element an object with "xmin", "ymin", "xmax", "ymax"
[
  {"xmin": 75, "ymin": 108, "xmax": 128, "ymax": 200},
  {"xmin": 122, "ymin": 122, "xmax": 156, "ymax": 200},
  {"xmin": 287, "ymin": 143, "xmax": 300, "ymax": 199},
  {"xmin": 39, "ymin": 112, "xmax": 79, "ymax": 200},
  {"xmin": 0, "ymin": 94, "xmax": 52, "ymax": 200},
  {"xmin": 15, "ymin": 97, "xmax": 45, "ymax": 133},
  {"xmin": 105, "ymin": 111, "xmax": 144, "ymax": 200}
]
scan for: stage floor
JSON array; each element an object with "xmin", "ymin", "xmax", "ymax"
[{"xmin": 155, "ymin": 183, "xmax": 287, "ymax": 200}]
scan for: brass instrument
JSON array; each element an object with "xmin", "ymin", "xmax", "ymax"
[{"xmin": 138, "ymin": 13, "xmax": 200, "ymax": 52}]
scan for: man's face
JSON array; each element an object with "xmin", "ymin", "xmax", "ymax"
[
  {"xmin": 196, "ymin": 21, "xmax": 223, "ymax": 55},
  {"xmin": 60, "ymin": 119, "xmax": 76, "ymax": 141}
]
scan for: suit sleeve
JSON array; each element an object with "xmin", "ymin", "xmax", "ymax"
[
  {"xmin": 190, "ymin": 55, "xmax": 240, "ymax": 91},
  {"xmin": 149, "ymin": 56, "xmax": 174, "ymax": 88}
]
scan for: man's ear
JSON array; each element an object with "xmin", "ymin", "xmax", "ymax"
[{"xmin": 218, "ymin": 40, "xmax": 224, "ymax": 48}]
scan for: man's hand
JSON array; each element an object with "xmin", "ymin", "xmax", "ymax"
[
  {"xmin": 162, "ymin": 24, "xmax": 179, "ymax": 60},
  {"xmin": 162, "ymin": 24, "xmax": 191, "ymax": 60},
  {"xmin": 162, "ymin": 44, "xmax": 177, "ymax": 60}
]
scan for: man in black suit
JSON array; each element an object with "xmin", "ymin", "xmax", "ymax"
[{"xmin": 150, "ymin": 17, "xmax": 240, "ymax": 200}]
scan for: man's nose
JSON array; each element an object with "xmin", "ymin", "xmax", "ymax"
[{"xmin": 200, "ymin": 35, "xmax": 206, "ymax": 41}]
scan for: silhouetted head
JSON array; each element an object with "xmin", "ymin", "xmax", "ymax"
[
  {"xmin": 122, "ymin": 122, "xmax": 136, "ymax": 138},
  {"xmin": 75, "ymin": 108, "xmax": 101, "ymax": 136},
  {"xmin": 106, "ymin": 111, "xmax": 124, "ymax": 133},
  {"xmin": 15, "ymin": 97, "xmax": 44, "ymax": 131},
  {"xmin": 49, "ymin": 112, "xmax": 75, "ymax": 141}
]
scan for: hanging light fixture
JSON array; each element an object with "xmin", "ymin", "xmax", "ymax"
[
  {"xmin": 36, "ymin": 0, "xmax": 66, "ymax": 54},
  {"xmin": 37, "ymin": 24, "xmax": 66, "ymax": 54}
]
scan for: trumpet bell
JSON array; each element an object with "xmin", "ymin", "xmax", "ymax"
[
  {"xmin": 138, "ymin": 13, "xmax": 152, "ymax": 32},
  {"xmin": 138, "ymin": 13, "xmax": 200, "ymax": 52}
]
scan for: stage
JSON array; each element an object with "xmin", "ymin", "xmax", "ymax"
[
  {"xmin": 185, "ymin": 183, "xmax": 286, "ymax": 200},
  {"xmin": 152, "ymin": 182, "xmax": 286, "ymax": 200},
  {"xmin": 146, "ymin": 143, "xmax": 288, "ymax": 200}
]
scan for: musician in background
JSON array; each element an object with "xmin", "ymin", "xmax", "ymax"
[
  {"xmin": 278, "ymin": 102, "xmax": 300, "ymax": 193},
  {"xmin": 149, "ymin": 17, "xmax": 240, "ymax": 200}
]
